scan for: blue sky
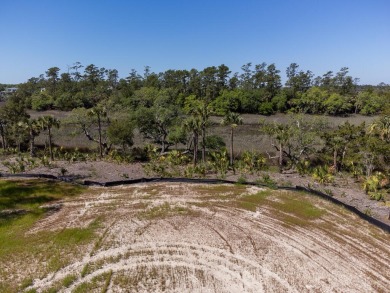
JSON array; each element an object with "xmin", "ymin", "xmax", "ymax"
[{"xmin": 1, "ymin": 0, "xmax": 389, "ymax": 85}]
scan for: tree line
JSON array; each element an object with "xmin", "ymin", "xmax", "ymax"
[
  {"xmin": 0, "ymin": 62, "xmax": 389, "ymax": 200},
  {"xmin": 5, "ymin": 62, "xmax": 390, "ymax": 115}
]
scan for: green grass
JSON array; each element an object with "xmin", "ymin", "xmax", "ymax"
[
  {"xmin": 0, "ymin": 179, "xmax": 98, "ymax": 293},
  {"xmin": 270, "ymin": 194, "xmax": 326, "ymax": 226},
  {"xmin": 20, "ymin": 278, "xmax": 33, "ymax": 290},
  {"xmin": 0, "ymin": 212, "xmax": 43, "ymax": 257},
  {"xmin": 0, "ymin": 179, "xmax": 89, "ymax": 259},
  {"xmin": 62, "ymin": 274, "xmax": 77, "ymax": 288},
  {"xmin": 236, "ymin": 191, "xmax": 270, "ymax": 211},
  {"xmin": 81, "ymin": 263, "xmax": 90, "ymax": 278},
  {"xmin": 0, "ymin": 179, "xmax": 85, "ymax": 212},
  {"xmin": 0, "ymin": 217, "xmax": 99, "ymax": 292},
  {"xmin": 226, "ymin": 186, "xmax": 325, "ymax": 226},
  {"xmin": 73, "ymin": 271, "xmax": 112, "ymax": 293},
  {"xmin": 193, "ymin": 184, "xmax": 248, "ymax": 200},
  {"xmin": 0, "ymin": 213, "xmax": 98, "ymax": 259},
  {"xmin": 192, "ymin": 185, "xmax": 324, "ymax": 226},
  {"xmin": 274, "ymin": 196, "xmax": 325, "ymax": 219},
  {"xmin": 54, "ymin": 218, "xmax": 100, "ymax": 247}
]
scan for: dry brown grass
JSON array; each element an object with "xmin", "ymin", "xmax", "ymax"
[{"xmin": 28, "ymin": 109, "xmax": 378, "ymax": 153}]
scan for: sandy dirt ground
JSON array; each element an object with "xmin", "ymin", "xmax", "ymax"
[
  {"xmin": 24, "ymin": 183, "xmax": 390, "ymax": 293},
  {"xmin": 2, "ymin": 159, "xmax": 387, "ymax": 224}
]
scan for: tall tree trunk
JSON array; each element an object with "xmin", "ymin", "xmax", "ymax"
[
  {"xmin": 0, "ymin": 129, "xmax": 5, "ymax": 150},
  {"xmin": 201, "ymin": 125, "xmax": 206, "ymax": 163},
  {"xmin": 1, "ymin": 135, "xmax": 5, "ymax": 150},
  {"xmin": 193, "ymin": 133, "xmax": 198, "ymax": 166},
  {"xmin": 161, "ymin": 138, "xmax": 166, "ymax": 154},
  {"xmin": 0, "ymin": 124, "xmax": 6, "ymax": 150},
  {"xmin": 29, "ymin": 131, "xmax": 35, "ymax": 157},
  {"xmin": 333, "ymin": 149, "xmax": 338, "ymax": 172},
  {"xmin": 230, "ymin": 127, "xmax": 234, "ymax": 166},
  {"xmin": 98, "ymin": 115, "xmax": 103, "ymax": 158},
  {"xmin": 48, "ymin": 127, "xmax": 53, "ymax": 160},
  {"xmin": 279, "ymin": 142, "xmax": 283, "ymax": 173}
]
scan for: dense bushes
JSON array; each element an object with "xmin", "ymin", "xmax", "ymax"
[
  {"xmin": 9, "ymin": 62, "xmax": 390, "ymax": 116},
  {"xmin": 1, "ymin": 62, "xmax": 389, "ymax": 200}
]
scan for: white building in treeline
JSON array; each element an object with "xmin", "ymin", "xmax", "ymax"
[{"xmin": 0, "ymin": 87, "xmax": 18, "ymax": 100}]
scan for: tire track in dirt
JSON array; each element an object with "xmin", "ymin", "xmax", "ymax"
[
  {"xmin": 205, "ymin": 224, "xmax": 235, "ymax": 254},
  {"xmin": 25, "ymin": 183, "xmax": 390, "ymax": 293},
  {"xmin": 195, "ymin": 202, "xmax": 390, "ymax": 292},
  {"xmin": 34, "ymin": 242, "xmax": 296, "ymax": 292}
]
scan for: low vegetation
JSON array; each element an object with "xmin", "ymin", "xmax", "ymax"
[{"xmin": 0, "ymin": 179, "xmax": 97, "ymax": 293}]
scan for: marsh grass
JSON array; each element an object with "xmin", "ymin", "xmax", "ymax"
[{"xmin": 27, "ymin": 110, "xmax": 378, "ymax": 156}]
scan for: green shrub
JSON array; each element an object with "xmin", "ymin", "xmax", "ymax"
[
  {"xmin": 204, "ymin": 135, "xmax": 226, "ymax": 151},
  {"xmin": 362, "ymin": 172, "xmax": 385, "ymax": 194},
  {"xmin": 31, "ymin": 92, "xmax": 54, "ymax": 111},
  {"xmin": 209, "ymin": 149, "xmax": 229, "ymax": 178},
  {"xmin": 258, "ymin": 102, "xmax": 275, "ymax": 115},
  {"xmin": 312, "ymin": 166, "xmax": 334, "ymax": 184},
  {"xmin": 368, "ymin": 191, "xmax": 385, "ymax": 201},
  {"xmin": 257, "ymin": 174, "xmax": 277, "ymax": 189},
  {"xmin": 236, "ymin": 175, "xmax": 247, "ymax": 185},
  {"xmin": 296, "ymin": 160, "xmax": 311, "ymax": 175},
  {"xmin": 237, "ymin": 151, "xmax": 267, "ymax": 174}
]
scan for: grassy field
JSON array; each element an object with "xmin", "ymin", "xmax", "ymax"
[{"xmin": 30, "ymin": 110, "xmax": 378, "ymax": 154}]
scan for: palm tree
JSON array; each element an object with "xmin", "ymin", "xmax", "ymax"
[
  {"xmin": 0, "ymin": 117, "xmax": 8, "ymax": 150},
  {"xmin": 184, "ymin": 116, "xmax": 202, "ymax": 166},
  {"xmin": 184, "ymin": 97, "xmax": 213, "ymax": 162},
  {"xmin": 87, "ymin": 106, "xmax": 107, "ymax": 158},
  {"xmin": 38, "ymin": 116, "xmax": 60, "ymax": 160},
  {"xmin": 369, "ymin": 115, "xmax": 390, "ymax": 142},
  {"xmin": 221, "ymin": 112, "xmax": 243, "ymax": 166},
  {"xmin": 197, "ymin": 102, "xmax": 213, "ymax": 163},
  {"xmin": 18, "ymin": 119, "xmax": 41, "ymax": 157}
]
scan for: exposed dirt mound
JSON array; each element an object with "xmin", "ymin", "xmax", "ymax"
[{"xmin": 22, "ymin": 183, "xmax": 390, "ymax": 292}]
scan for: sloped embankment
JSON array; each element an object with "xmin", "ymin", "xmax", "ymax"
[{"xmin": 19, "ymin": 183, "xmax": 390, "ymax": 292}]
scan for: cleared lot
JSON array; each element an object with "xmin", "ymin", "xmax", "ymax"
[{"xmin": 1, "ymin": 181, "xmax": 389, "ymax": 292}]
